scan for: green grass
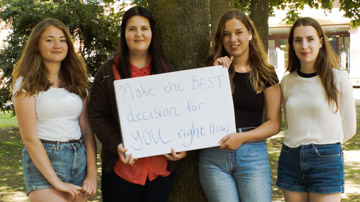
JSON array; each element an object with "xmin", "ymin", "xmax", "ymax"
[
  {"xmin": 266, "ymin": 105, "xmax": 360, "ymax": 202},
  {"xmin": 0, "ymin": 128, "xmax": 25, "ymax": 194},
  {"xmin": 0, "ymin": 109, "xmax": 359, "ymax": 202},
  {"xmin": 0, "ymin": 127, "xmax": 103, "ymax": 202},
  {"xmin": 0, "ymin": 112, "xmax": 18, "ymax": 129}
]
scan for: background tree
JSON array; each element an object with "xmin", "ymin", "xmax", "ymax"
[
  {"xmin": 148, "ymin": 0, "xmax": 209, "ymax": 70},
  {"xmin": 141, "ymin": 0, "xmax": 360, "ymax": 201},
  {"xmin": 210, "ymin": 0, "xmax": 234, "ymax": 36},
  {"xmin": 148, "ymin": 1, "xmax": 210, "ymax": 201},
  {"xmin": 249, "ymin": 0, "xmax": 269, "ymax": 49},
  {"xmin": 234, "ymin": 0, "xmax": 360, "ymax": 49},
  {"xmin": 0, "ymin": 0, "xmax": 124, "ymax": 111},
  {"xmin": 138, "ymin": 4, "xmax": 229, "ymax": 199}
]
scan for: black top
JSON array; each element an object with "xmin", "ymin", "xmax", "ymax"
[
  {"xmin": 88, "ymin": 59, "xmax": 177, "ymax": 174},
  {"xmin": 297, "ymin": 69, "xmax": 318, "ymax": 78},
  {"xmin": 232, "ymin": 72, "xmax": 278, "ymax": 129}
]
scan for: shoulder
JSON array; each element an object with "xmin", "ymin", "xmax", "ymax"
[
  {"xmin": 12, "ymin": 77, "xmax": 24, "ymax": 95},
  {"xmin": 262, "ymin": 65, "xmax": 279, "ymax": 88},
  {"xmin": 100, "ymin": 59, "xmax": 115, "ymax": 73},
  {"xmin": 94, "ymin": 59, "xmax": 114, "ymax": 78},
  {"xmin": 332, "ymin": 68, "xmax": 352, "ymax": 91},
  {"xmin": 280, "ymin": 71, "xmax": 296, "ymax": 84},
  {"xmin": 332, "ymin": 68, "xmax": 348, "ymax": 82}
]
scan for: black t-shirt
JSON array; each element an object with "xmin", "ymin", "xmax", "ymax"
[{"xmin": 232, "ymin": 72, "xmax": 278, "ymax": 129}]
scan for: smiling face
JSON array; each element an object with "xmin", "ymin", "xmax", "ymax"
[
  {"xmin": 292, "ymin": 25, "xmax": 323, "ymax": 70},
  {"xmin": 125, "ymin": 15, "xmax": 152, "ymax": 56},
  {"xmin": 222, "ymin": 18, "xmax": 252, "ymax": 59},
  {"xmin": 38, "ymin": 25, "xmax": 68, "ymax": 67}
]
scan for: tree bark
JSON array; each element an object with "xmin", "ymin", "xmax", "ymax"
[
  {"xmin": 148, "ymin": 0, "xmax": 210, "ymax": 70},
  {"xmin": 210, "ymin": 0, "xmax": 234, "ymax": 37},
  {"xmin": 148, "ymin": 1, "xmax": 209, "ymax": 201},
  {"xmin": 249, "ymin": 0, "xmax": 269, "ymax": 50}
]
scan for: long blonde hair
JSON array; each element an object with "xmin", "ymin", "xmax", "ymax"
[
  {"xmin": 208, "ymin": 9, "xmax": 278, "ymax": 93},
  {"xmin": 287, "ymin": 17, "xmax": 339, "ymax": 110},
  {"xmin": 11, "ymin": 18, "xmax": 88, "ymax": 98}
]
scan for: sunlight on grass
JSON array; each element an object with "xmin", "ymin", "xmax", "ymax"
[
  {"xmin": 0, "ymin": 112, "xmax": 18, "ymax": 129},
  {"xmin": 0, "ymin": 106, "xmax": 359, "ymax": 201}
]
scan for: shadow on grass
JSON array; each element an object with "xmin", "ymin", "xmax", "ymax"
[
  {"xmin": 0, "ymin": 128, "xmax": 103, "ymax": 202},
  {"xmin": 1, "ymin": 106, "xmax": 360, "ymax": 202},
  {"xmin": 0, "ymin": 128, "xmax": 27, "ymax": 201}
]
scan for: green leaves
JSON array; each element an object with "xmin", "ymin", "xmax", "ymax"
[
  {"xmin": 235, "ymin": 0, "xmax": 359, "ymax": 26},
  {"xmin": 340, "ymin": 0, "xmax": 360, "ymax": 27},
  {"xmin": 0, "ymin": 0, "xmax": 125, "ymax": 111}
]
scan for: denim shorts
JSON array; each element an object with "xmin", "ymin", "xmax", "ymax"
[
  {"xmin": 22, "ymin": 141, "xmax": 87, "ymax": 194},
  {"xmin": 276, "ymin": 143, "xmax": 344, "ymax": 194}
]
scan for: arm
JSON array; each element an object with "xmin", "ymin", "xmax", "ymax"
[
  {"xmin": 78, "ymin": 98, "xmax": 97, "ymax": 196},
  {"xmin": 88, "ymin": 65, "xmax": 122, "ymax": 155},
  {"xmin": 220, "ymin": 83, "xmax": 282, "ymax": 150},
  {"xmin": 88, "ymin": 63, "xmax": 135, "ymax": 165},
  {"xmin": 338, "ymin": 73, "xmax": 356, "ymax": 142},
  {"xmin": 13, "ymin": 92, "xmax": 81, "ymax": 200}
]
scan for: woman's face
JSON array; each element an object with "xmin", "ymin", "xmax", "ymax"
[
  {"xmin": 125, "ymin": 15, "xmax": 152, "ymax": 55},
  {"xmin": 38, "ymin": 26, "xmax": 68, "ymax": 66},
  {"xmin": 222, "ymin": 18, "xmax": 252, "ymax": 59},
  {"xmin": 292, "ymin": 25, "xmax": 323, "ymax": 69}
]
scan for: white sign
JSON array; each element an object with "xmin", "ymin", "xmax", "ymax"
[{"xmin": 114, "ymin": 66, "xmax": 236, "ymax": 158}]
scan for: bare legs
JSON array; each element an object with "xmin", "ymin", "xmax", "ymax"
[
  {"xmin": 29, "ymin": 188, "xmax": 88, "ymax": 202},
  {"xmin": 283, "ymin": 190, "xmax": 341, "ymax": 202}
]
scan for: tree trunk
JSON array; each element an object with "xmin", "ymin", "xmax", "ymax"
[
  {"xmin": 148, "ymin": 0, "xmax": 210, "ymax": 70},
  {"xmin": 210, "ymin": 0, "xmax": 234, "ymax": 37},
  {"xmin": 148, "ymin": 1, "xmax": 209, "ymax": 201},
  {"xmin": 249, "ymin": 0, "xmax": 269, "ymax": 50}
]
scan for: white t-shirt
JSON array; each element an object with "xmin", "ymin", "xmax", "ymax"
[
  {"xmin": 281, "ymin": 68, "xmax": 356, "ymax": 148},
  {"xmin": 13, "ymin": 78, "xmax": 83, "ymax": 141}
]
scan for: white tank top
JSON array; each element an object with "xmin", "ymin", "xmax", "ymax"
[{"xmin": 13, "ymin": 78, "xmax": 83, "ymax": 141}]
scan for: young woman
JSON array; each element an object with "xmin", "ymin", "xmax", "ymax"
[
  {"xmin": 277, "ymin": 17, "xmax": 356, "ymax": 202},
  {"xmin": 12, "ymin": 18, "xmax": 97, "ymax": 202},
  {"xmin": 199, "ymin": 9, "xmax": 281, "ymax": 202},
  {"xmin": 88, "ymin": 6, "xmax": 186, "ymax": 202}
]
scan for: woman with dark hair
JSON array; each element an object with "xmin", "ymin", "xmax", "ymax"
[
  {"xmin": 277, "ymin": 17, "xmax": 356, "ymax": 202},
  {"xmin": 12, "ymin": 18, "xmax": 97, "ymax": 201},
  {"xmin": 199, "ymin": 9, "xmax": 281, "ymax": 202},
  {"xmin": 88, "ymin": 6, "xmax": 186, "ymax": 202}
]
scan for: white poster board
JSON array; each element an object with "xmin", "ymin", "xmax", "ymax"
[{"xmin": 114, "ymin": 66, "xmax": 236, "ymax": 158}]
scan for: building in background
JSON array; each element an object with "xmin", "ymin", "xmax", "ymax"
[{"xmin": 268, "ymin": 1, "xmax": 360, "ymax": 86}]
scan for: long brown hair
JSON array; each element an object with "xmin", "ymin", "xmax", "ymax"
[
  {"xmin": 287, "ymin": 17, "xmax": 339, "ymax": 110},
  {"xmin": 11, "ymin": 18, "xmax": 88, "ymax": 98},
  {"xmin": 208, "ymin": 9, "xmax": 278, "ymax": 93},
  {"xmin": 115, "ymin": 6, "xmax": 170, "ymax": 78}
]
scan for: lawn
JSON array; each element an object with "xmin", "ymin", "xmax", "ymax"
[
  {"xmin": 0, "ymin": 112, "xmax": 18, "ymax": 128},
  {"xmin": 0, "ymin": 112, "xmax": 103, "ymax": 202},
  {"xmin": 0, "ymin": 109, "xmax": 359, "ymax": 202}
]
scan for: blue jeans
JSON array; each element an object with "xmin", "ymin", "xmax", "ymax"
[
  {"xmin": 277, "ymin": 143, "xmax": 344, "ymax": 194},
  {"xmin": 22, "ymin": 141, "xmax": 86, "ymax": 194},
  {"xmin": 199, "ymin": 141, "xmax": 272, "ymax": 202}
]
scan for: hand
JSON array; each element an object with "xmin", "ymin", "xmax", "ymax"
[
  {"xmin": 165, "ymin": 149, "xmax": 186, "ymax": 161},
  {"xmin": 214, "ymin": 56, "xmax": 234, "ymax": 69},
  {"xmin": 117, "ymin": 143, "xmax": 137, "ymax": 165},
  {"xmin": 54, "ymin": 181, "xmax": 82, "ymax": 201},
  {"xmin": 219, "ymin": 133, "xmax": 243, "ymax": 150},
  {"xmin": 81, "ymin": 175, "xmax": 97, "ymax": 197}
]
